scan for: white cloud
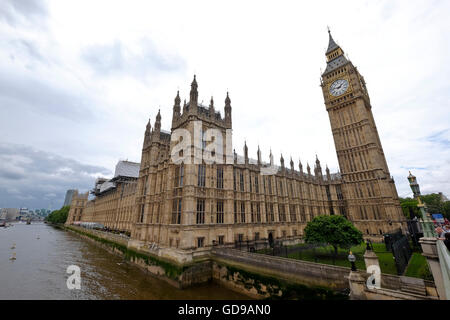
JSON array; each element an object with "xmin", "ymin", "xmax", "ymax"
[{"xmin": 0, "ymin": 0, "xmax": 449, "ymax": 208}]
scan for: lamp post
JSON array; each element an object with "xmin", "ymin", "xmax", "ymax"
[
  {"xmin": 348, "ymin": 251, "xmax": 357, "ymax": 271},
  {"xmin": 407, "ymin": 171, "xmax": 436, "ymax": 237}
]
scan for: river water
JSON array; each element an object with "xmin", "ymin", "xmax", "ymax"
[{"xmin": 0, "ymin": 223, "xmax": 248, "ymax": 300}]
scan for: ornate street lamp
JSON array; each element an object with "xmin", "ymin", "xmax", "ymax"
[{"xmin": 407, "ymin": 171, "xmax": 436, "ymax": 237}]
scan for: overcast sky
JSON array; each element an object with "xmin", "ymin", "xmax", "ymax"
[{"xmin": 0, "ymin": 0, "xmax": 449, "ymax": 210}]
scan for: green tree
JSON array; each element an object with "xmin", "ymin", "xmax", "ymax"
[
  {"xmin": 420, "ymin": 193, "xmax": 442, "ymax": 214},
  {"xmin": 442, "ymin": 201, "xmax": 450, "ymax": 220},
  {"xmin": 399, "ymin": 197, "xmax": 421, "ymax": 219},
  {"xmin": 45, "ymin": 206, "xmax": 70, "ymax": 224},
  {"xmin": 304, "ymin": 215, "xmax": 363, "ymax": 257}
]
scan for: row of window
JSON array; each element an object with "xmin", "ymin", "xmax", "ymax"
[{"xmin": 173, "ymin": 165, "xmax": 340, "ymax": 204}]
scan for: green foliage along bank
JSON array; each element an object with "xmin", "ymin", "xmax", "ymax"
[{"xmin": 45, "ymin": 206, "xmax": 70, "ymax": 224}]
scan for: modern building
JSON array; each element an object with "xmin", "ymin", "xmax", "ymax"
[
  {"xmin": 67, "ymin": 31, "xmax": 406, "ymax": 262},
  {"xmin": 63, "ymin": 189, "xmax": 77, "ymax": 207}
]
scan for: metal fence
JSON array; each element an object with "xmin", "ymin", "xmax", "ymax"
[
  {"xmin": 391, "ymin": 235, "xmax": 413, "ymax": 275},
  {"xmin": 234, "ymin": 239, "xmax": 353, "ymax": 265},
  {"xmin": 384, "ymin": 229, "xmax": 413, "ymax": 275}
]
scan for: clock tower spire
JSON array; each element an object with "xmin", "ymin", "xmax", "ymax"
[{"xmin": 320, "ymin": 30, "xmax": 406, "ymax": 237}]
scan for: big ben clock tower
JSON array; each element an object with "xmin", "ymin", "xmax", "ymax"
[{"xmin": 320, "ymin": 30, "xmax": 406, "ymax": 237}]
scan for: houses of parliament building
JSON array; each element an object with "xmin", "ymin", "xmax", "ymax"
[{"xmin": 67, "ymin": 31, "xmax": 406, "ymax": 260}]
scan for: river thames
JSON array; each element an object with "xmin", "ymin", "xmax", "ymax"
[{"xmin": 0, "ymin": 223, "xmax": 248, "ymax": 300}]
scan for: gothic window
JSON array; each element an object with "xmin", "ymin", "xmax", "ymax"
[
  {"xmin": 239, "ymin": 171, "xmax": 244, "ymax": 192},
  {"xmin": 269, "ymin": 203, "xmax": 274, "ymax": 222},
  {"xmin": 233, "ymin": 168, "xmax": 237, "ymax": 191},
  {"xmin": 174, "ymin": 164, "xmax": 184, "ymax": 187},
  {"xmin": 197, "ymin": 237, "xmax": 205, "ymax": 248},
  {"xmin": 234, "ymin": 201, "xmax": 238, "ymax": 223},
  {"xmin": 256, "ymin": 203, "xmax": 261, "ymax": 222},
  {"xmin": 268, "ymin": 178, "xmax": 272, "ymax": 195},
  {"xmin": 251, "ymin": 203, "xmax": 255, "ymax": 223},
  {"xmin": 143, "ymin": 176, "xmax": 148, "ymax": 195},
  {"xmin": 216, "ymin": 166, "xmax": 224, "ymax": 189},
  {"xmin": 216, "ymin": 201, "xmax": 224, "ymax": 224},
  {"xmin": 198, "ymin": 164, "xmax": 206, "ymax": 187},
  {"xmin": 249, "ymin": 175, "xmax": 252, "ymax": 192},
  {"xmin": 171, "ymin": 199, "xmax": 182, "ymax": 224},
  {"xmin": 202, "ymin": 130, "xmax": 207, "ymax": 150},
  {"xmin": 240, "ymin": 202, "xmax": 246, "ymax": 223},
  {"xmin": 196, "ymin": 199, "xmax": 205, "ymax": 224},
  {"xmin": 139, "ymin": 204, "xmax": 145, "ymax": 223},
  {"xmin": 278, "ymin": 204, "xmax": 285, "ymax": 222},
  {"xmin": 218, "ymin": 235, "xmax": 224, "ymax": 245},
  {"xmin": 325, "ymin": 185, "xmax": 332, "ymax": 201},
  {"xmin": 290, "ymin": 205, "xmax": 296, "ymax": 222},
  {"xmin": 255, "ymin": 176, "xmax": 259, "ymax": 193}
]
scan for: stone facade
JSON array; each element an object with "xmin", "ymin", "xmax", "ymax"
[
  {"xmin": 69, "ymin": 31, "xmax": 406, "ymax": 260},
  {"xmin": 320, "ymin": 31, "xmax": 406, "ymax": 237},
  {"xmin": 66, "ymin": 190, "xmax": 89, "ymax": 223},
  {"xmin": 66, "ymin": 161, "xmax": 139, "ymax": 233}
]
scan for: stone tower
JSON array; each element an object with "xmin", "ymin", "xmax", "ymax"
[{"xmin": 320, "ymin": 30, "xmax": 406, "ymax": 237}]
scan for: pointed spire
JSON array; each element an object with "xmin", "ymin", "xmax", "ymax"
[
  {"xmin": 225, "ymin": 91, "xmax": 231, "ymax": 105},
  {"xmin": 299, "ymin": 159, "xmax": 303, "ymax": 173},
  {"xmin": 189, "ymin": 75, "xmax": 198, "ymax": 109},
  {"xmin": 269, "ymin": 148, "xmax": 273, "ymax": 166},
  {"xmin": 326, "ymin": 165, "xmax": 331, "ymax": 180},
  {"xmin": 307, "ymin": 162, "xmax": 311, "ymax": 175},
  {"xmin": 257, "ymin": 145, "xmax": 262, "ymax": 166},
  {"xmin": 174, "ymin": 90, "xmax": 181, "ymax": 105},
  {"xmin": 173, "ymin": 91, "xmax": 181, "ymax": 123},
  {"xmin": 244, "ymin": 141, "xmax": 248, "ymax": 164},
  {"xmin": 209, "ymin": 96, "xmax": 215, "ymax": 118},
  {"xmin": 144, "ymin": 118, "xmax": 151, "ymax": 147},
  {"xmin": 280, "ymin": 153, "xmax": 285, "ymax": 168},
  {"xmin": 290, "ymin": 157, "xmax": 294, "ymax": 171},
  {"xmin": 224, "ymin": 91, "xmax": 232, "ymax": 124},
  {"xmin": 154, "ymin": 109, "xmax": 161, "ymax": 132},
  {"xmin": 326, "ymin": 28, "xmax": 340, "ymax": 54}
]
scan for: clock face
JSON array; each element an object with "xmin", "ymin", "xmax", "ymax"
[{"xmin": 329, "ymin": 79, "xmax": 349, "ymax": 97}]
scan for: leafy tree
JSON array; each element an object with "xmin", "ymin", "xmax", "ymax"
[
  {"xmin": 420, "ymin": 193, "xmax": 442, "ymax": 214},
  {"xmin": 443, "ymin": 201, "xmax": 450, "ymax": 220},
  {"xmin": 399, "ymin": 197, "xmax": 421, "ymax": 219},
  {"xmin": 304, "ymin": 215, "xmax": 363, "ymax": 257},
  {"xmin": 45, "ymin": 206, "xmax": 70, "ymax": 224}
]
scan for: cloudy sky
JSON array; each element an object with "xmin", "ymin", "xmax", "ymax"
[{"xmin": 0, "ymin": 0, "xmax": 449, "ymax": 210}]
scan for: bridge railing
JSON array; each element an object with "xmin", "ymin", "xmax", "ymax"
[{"xmin": 437, "ymin": 240, "xmax": 450, "ymax": 299}]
